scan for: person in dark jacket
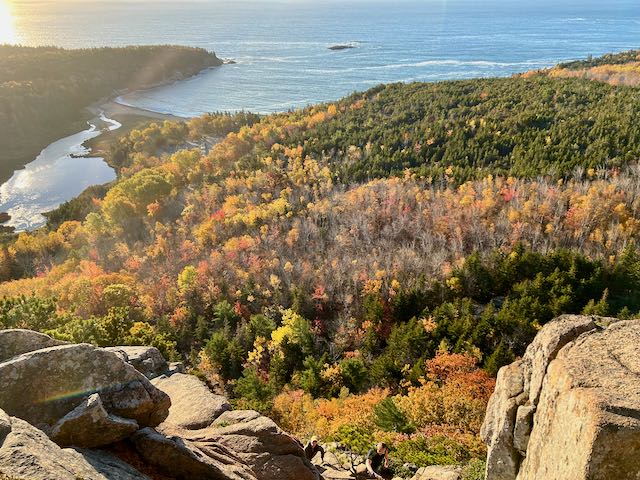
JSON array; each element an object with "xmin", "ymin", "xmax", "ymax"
[
  {"xmin": 304, "ymin": 436, "xmax": 325, "ymax": 463},
  {"xmin": 364, "ymin": 442, "xmax": 391, "ymax": 479}
]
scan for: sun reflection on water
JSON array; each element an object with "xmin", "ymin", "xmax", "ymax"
[{"xmin": 0, "ymin": 0, "xmax": 16, "ymax": 45}]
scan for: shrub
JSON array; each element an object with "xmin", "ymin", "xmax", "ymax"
[
  {"xmin": 392, "ymin": 435, "xmax": 470, "ymax": 467},
  {"xmin": 330, "ymin": 424, "xmax": 374, "ymax": 455},
  {"xmin": 271, "ymin": 389, "xmax": 318, "ymax": 438},
  {"xmin": 0, "ymin": 295, "xmax": 61, "ymax": 331},
  {"xmin": 396, "ymin": 351, "xmax": 495, "ymax": 434},
  {"xmin": 461, "ymin": 459, "xmax": 486, "ymax": 480},
  {"xmin": 204, "ymin": 331, "xmax": 245, "ymax": 381},
  {"xmin": 339, "ymin": 357, "xmax": 369, "ymax": 393},
  {"xmin": 232, "ymin": 367, "xmax": 275, "ymax": 413},
  {"xmin": 373, "ymin": 397, "xmax": 415, "ymax": 434}
]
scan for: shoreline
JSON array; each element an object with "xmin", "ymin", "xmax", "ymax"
[
  {"xmin": 0, "ymin": 102, "xmax": 189, "ymax": 235},
  {"xmin": 0, "ymin": 75, "xmax": 211, "ymax": 234},
  {"xmin": 88, "ymin": 60, "xmax": 237, "ymax": 123},
  {"xmin": 82, "ymin": 66, "xmax": 213, "ymax": 159},
  {"xmin": 89, "ymin": 100, "xmax": 189, "ymax": 125},
  {"xmin": 82, "ymin": 97, "xmax": 194, "ymax": 162},
  {"xmin": 86, "ymin": 59, "xmax": 232, "ymax": 132},
  {"xmin": 81, "ymin": 68, "xmax": 211, "ymax": 153},
  {"xmin": 0, "ymin": 52, "xmax": 226, "ymax": 233}
]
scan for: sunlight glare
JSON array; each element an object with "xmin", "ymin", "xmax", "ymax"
[{"xmin": 0, "ymin": 0, "xmax": 16, "ymax": 45}]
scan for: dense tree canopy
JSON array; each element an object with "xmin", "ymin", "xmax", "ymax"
[
  {"xmin": 295, "ymin": 76, "xmax": 640, "ymax": 182},
  {"xmin": 559, "ymin": 50, "xmax": 640, "ymax": 69}
]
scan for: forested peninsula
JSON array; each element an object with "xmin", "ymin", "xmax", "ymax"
[{"xmin": 0, "ymin": 45, "xmax": 222, "ymax": 183}]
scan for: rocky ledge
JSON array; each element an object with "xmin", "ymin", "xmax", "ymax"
[
  {"xmin": 0, "ymin": 329, "xmax": 318, "ymax": 480},
  {"xmin": 481, "ymin": 315, "xmax": 640, "ymax": 480}
]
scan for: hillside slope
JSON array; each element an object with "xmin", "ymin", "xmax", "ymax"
[
  {"xmin": 2, "ymin": 50, "xmax": 640, "ymax": 474},
  {"xmin": 524, "ymin": 49, "xmax": 640, "ymax": 88}
]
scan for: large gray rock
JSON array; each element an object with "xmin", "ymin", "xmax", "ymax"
[
  {"xmin": 412, "ymin": 465, "xmax": 462, "ymax": 480},
  {"xmin": 319, "ymin": 467, "xmax": 354, "ymax": 480},
  {"xmin": 480, "ymin": 360, "xmax": 525, "ymax": 480},
  {"xmin": 129, "ymin": 371, "xmax": 317, "ymax": 480},
  {"xmin": 0, "ymin": 329, "xmax": 66, "ymax": 362},
  {"xmin": 518, "ymin": 319, "xmax": 640, "ymax": 480},
  {"xmin": 512, "ymin": 405, "xmax": 535, "ymax": 455},
  {"xmin": 132, "ymin": 427, "xmax": 257, "ymax": 480},
  {"xmin": 0, "ymin": 332, "xmax": 319, "ymax": 480},
  {"xmin": 522, "ymin": 314, "xmax": 597, "ymax": 404},
  {"xmin": 50, "ymin": 394, "xmax": 139, "ymax": 448},
  {"xmin": 0, "ymin": 409, "xmax": 10, "ymax": 443},
  {"xmin": 212, "ymin": 410, "xmax": 262, "ymax": 427},
  {"xmin": 482, "ymin": 316, "xmax": 640, "ymax": 480},
  {"xmin": 152, "ymin": 373, "xmax": 230, "ymax": 429},
  {"xmin": 77, "ymin": 450, "xmax": 153, "ymax": 480},
  {"xmin": 161, "ymin": 410, "xmax": 320, "ymax": 480},
  {"xmin": 105, "ymin": 346, "xmax": 168, "ymax": 379},
  {"xmin": 168, "ymin": 361, "xmax": 186, "ymax": 375},
  {"xmin": 0, "ymin": 410, "xmax": 149, "ymax": 480},
  {"xmin": 0, "ymin": 343, "xmax": 170, "ymax": 432}
]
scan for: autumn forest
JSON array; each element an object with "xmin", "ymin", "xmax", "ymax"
[{"xmin": 3, "ymin": 50, "xmax": 640, "ymax": 476}]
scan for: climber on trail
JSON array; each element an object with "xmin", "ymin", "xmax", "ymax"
[
  {"xmin": 304, "ymin": 436, "xmax": 325, "ymax": 463},
  {"xmin": 363, "ymin": 442, "xmax": 392, "ymax": 479}
]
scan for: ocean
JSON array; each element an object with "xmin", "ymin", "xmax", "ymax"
[{"xmin": 8, "ymin": 0, "xmax": 640, "ymax": 116}]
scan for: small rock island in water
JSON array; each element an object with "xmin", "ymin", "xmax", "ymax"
[{"xmin": 328, "ymin": 44, "xmax": 356, "ymax": 51}]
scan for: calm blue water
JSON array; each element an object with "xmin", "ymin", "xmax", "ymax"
[
  {"xmin": 0, "ymin": 115, "xmax": 119, "ymax": 231},
  {"xmin": 10, "ymin": 0, "xmax": 640, "ymax": 115}
]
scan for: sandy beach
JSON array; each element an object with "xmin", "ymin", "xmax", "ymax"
[{"xmin": 92, "ymin": 100, "xmax": 188, "ymax": 122}]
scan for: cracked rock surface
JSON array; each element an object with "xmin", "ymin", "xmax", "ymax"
[
  {"xmin": 0, "ymin": 329, "xmax": 66, "ymax": 362},
  {"xmin": 0, "ymin": 409, "xmax": 150, "ymax": 480},
  {"xmin": 0, "ymin": 330, "xmax": 324, "ymax": 480}
]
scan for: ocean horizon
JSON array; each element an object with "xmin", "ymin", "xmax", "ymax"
[{"xmin": 7, "ymin": 0, "xmax": 640, "ymax": 116}]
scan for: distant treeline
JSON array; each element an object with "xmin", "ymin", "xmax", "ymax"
[
  {"xmin": 0, "ymin": 45, "xmax": 221, "ymax": 182},
  {"xmin": 537, "ymin": 50, "xmax": 640, "ymax": 89},
  {"xmin": 559, "ymin": 49, "xmax": 640, "ymax": 70}
]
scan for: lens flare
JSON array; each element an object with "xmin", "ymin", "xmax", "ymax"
[{"xmin": 0, "ymin": 0, "xmax": 16, "ymax": 45}]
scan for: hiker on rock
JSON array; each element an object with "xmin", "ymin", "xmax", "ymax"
[
  {"xmin": 364, "ymin": 442, "xmax": 391, "ymax": 479},
  {"xmin": 304, "ymin": 436, "xmax": 325, "ymax": 463}
]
